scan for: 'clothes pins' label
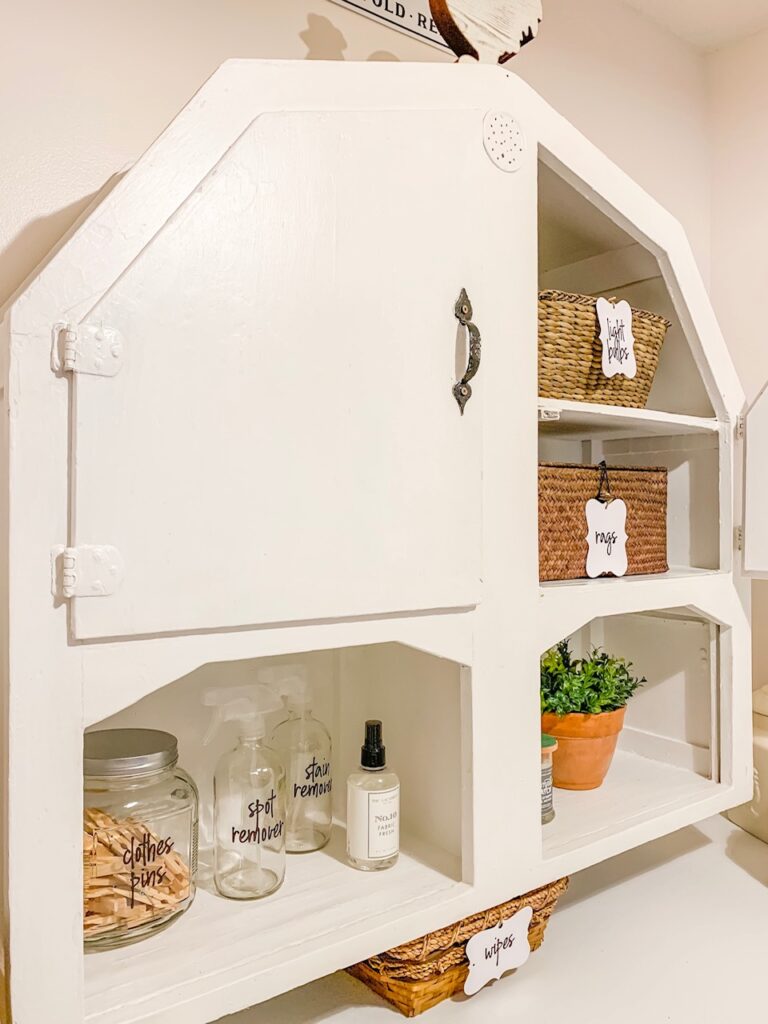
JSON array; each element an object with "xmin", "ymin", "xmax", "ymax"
[
  {"xmin": 464, "ymin": 907, "xmax": 533, "ymax": 996},
  {"xmin": 99, "ymin": 828, "xmax": 176, "ymax": 909},
  {"xmin": 585, "ymin": 497, "xmax": 628, "ymax": 578},
  {"xmin": 596, "ymin": 297, "xmax": 637, "ymax": 380}
]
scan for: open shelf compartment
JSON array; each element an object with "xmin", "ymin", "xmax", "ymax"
[
  {"xmin": 537, "ymin": 155, "xmax": 731, "ymax": 587},
  {"xmin": 84, "ymin": 643, "xmax": 471, "ymax": 1023},
  {"xmin": 542, "ymin": 608, "xmax": 723, "ymax": 868},
  {"xmin": 538, "ymin": 424, "xmax": 723, "ymax": 578},
  {"xmin": 538, "ymin": 160, "xmax": 720, "ymax": 421}
]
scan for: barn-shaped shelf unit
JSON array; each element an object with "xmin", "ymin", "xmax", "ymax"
[{"xmin": 0, "ymin": 59, "xmax": 762, "ymax": 1024}]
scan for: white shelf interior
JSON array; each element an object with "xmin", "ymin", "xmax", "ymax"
[
  {"xmin": 91, "ymin": 644, "xmax": 469, "ymax": 871},
  {"xmin": 542, "ymin": 609, "xmax": 722, "ymax": 863},
  {"xmin": 85, "ymin": 828, "xmax": 464, "ymax": 1024},
  {"xmin": 537, "ymin": 165, "xmax": 725, "ymax": 582},
  {"xmin": 85, "ymin": 643, "xmax": 470, "ymax": 1022},
  {"xmin": 538, "ymin": 161, "xmax": 717, "ymax": 420},
  {"xmin": 538, "ymin": 393, "xmax": 723, "ymax": 577},
  {"xmin": 543, "ymin": 749, "xmax": 719, "ymax": 862}
]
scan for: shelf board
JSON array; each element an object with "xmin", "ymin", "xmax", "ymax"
[
  {"xmin": 543, "ymin": 750, "xmax": 720, "ymax": 865},
  {"xmin": 538, "ymin": 567, "xmax": 724, "ymax": 652},
  {"xmin": 84, "ymin": 828, "xmax": 465, "ymax": 1024},
  {"xmin": 540, "ymin": 565, "xmax": 719, "ymax": 591},
  {"xmin": 538, "ymin": 399, "xmax": 721, "ymax": 441}
]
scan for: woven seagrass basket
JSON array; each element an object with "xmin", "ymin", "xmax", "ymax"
[
  {"xmin": 347, "ymin": 877, "xmax": 569, "ymax": 1017},
  {"xmin": 539, "ymin": 290, "xmax": 670, "ymax": 408},
  {"xmin": 539, "ymin": 462, "xmax": 668, "ymax": 582}
]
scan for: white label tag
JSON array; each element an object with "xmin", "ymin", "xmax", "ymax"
[
  {"xmin": 464, "ymin": 906, "xmax": 532, "ymax": 996},
  {"xmin": 367, "ymin": 788, "xmax": 399, "ymax": 858},
  {"xmin": 585, "ymin": 497, "xmax": 628, "ymax": 578},
  {"xmin": 346, "ymin": 784, "xmax": 400, "ymax": 861},
  {"xmin": 596, "ymin": 297, "xmax": 637, "ymax": 380}
]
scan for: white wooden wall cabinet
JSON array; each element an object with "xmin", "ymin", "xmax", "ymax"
[{"xmin": 0, "ymin": 60, "xmax": 758, "ymax": 1024}]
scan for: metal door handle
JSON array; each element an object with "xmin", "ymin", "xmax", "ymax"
[{"xmin": 453, "ymin": 288, "xmax": 481, "ymax": 414}]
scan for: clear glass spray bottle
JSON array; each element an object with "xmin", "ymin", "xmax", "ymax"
[
  {"xmin": 203, "ymin": 685, "xmax": 286, "ymax": 899},
  {"xmin": 266, "ymin": 666, "xmax": 333, "ymax": 853}
]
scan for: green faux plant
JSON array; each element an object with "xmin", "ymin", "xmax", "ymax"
[{"xmin": 541, "ymin": 639, "xmax": 644, "ymax": 716}]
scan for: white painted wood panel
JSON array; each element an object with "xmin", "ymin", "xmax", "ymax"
[
  {"xmin": 543, "ymin": 750, "xmax": 721, "ymax": 863},
  {"xmin": 606, "ymin": 613, "xmax": 714, "ymax": 770},
  {"xmin": 744, "ymin": 382, "xmax": 768, "ymax": 576},
  {"xmin": 82, "ymin": 610, "xmax": 475, "ymax": 727},
  {"xmin": 538, "ymin": 398, "xmax": 719, "ymax": 441},
  {"xmin": 71, "ymin": 109, "xmax": 493, "ymax": 640},
  {"xmin": 84, "ymin": 832, "xmax": 465, "ymax": 1024}
]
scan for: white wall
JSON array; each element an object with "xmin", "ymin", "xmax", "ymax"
[
  {"xmin": 1, "ymin": 0, "xmax": 712, "ymax": 308},
  {"xmin": 709, "ymin": 29, "xmax": 768, "ymax": 689},
  {"xmin": 709, "ymin": 32, "xmax": 768, "ymax": 407}
]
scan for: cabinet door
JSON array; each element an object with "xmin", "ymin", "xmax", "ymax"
[
  {"xmin": 745, "ymin": 386, "xmax": 768, "ymax": 576},
  {"xmin": 71, "ymin": 109, "xmax": 510, "ymax": 640}
]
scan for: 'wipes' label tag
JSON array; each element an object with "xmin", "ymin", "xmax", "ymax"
[
  {"xmin": 585, "ymin": 497, "xmax": 628, "ymax": 578},
  {"xmin": 596, "ymin": 297, "xmax": 637, "ymax": 380},
  {"xmin": 464, "ymin": 906, "xmax": 532, "ymax": 996}
]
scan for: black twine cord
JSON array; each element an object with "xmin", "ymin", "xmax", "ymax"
[{"xmin": 596, "ymin": 460, "xmax": 612, "ymax": 503}]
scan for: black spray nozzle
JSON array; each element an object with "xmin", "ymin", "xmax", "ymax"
[{"xmin": 361, "ymin": 719, "xmax": 386, "ymax": 770}]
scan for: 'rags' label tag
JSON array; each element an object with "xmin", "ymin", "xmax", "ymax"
[
  {"xmin": 596, "ymin": 297, "xmax": 637, "ymax": 380},
  {"xmin": 585, "ymin": 497, "xmax": 628, "ymax": 578},
  {"xmin": 464, "ymin": 906, "xmax": 532, "ymax": 996}
]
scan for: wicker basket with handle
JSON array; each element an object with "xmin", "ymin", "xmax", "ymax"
[
  {"xmin": 347, "ymin": 877, "xmax": 568, "ymax": 1017},
  {"xmin": 538, "ymin": 290, "xmax": 670, "ymax": 408},
  {"xmin": 539, "ymin": 462, "xmax": 668, "ymax": 582}
]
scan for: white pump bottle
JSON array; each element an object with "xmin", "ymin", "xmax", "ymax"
[
  {"xmin": 262, "ymin": 666, "xmax": 333, "ymax": 853},
  {"xmin": 203, "ymin": 684, "xmax": 286, "ymax": 899}
]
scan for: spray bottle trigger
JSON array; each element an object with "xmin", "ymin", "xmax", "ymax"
[
  {"xmin": 202, "ymin": 684, "xmax": 282, "ymax": 745},
  {"xmin": 258, "ymin": 665, "xmax": 312, "ymax": 709},
  {"xmin": 202, "ymin": 711, "xmax": 221, "ymax": 747}
]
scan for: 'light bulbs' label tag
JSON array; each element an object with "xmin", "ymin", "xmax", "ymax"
[
  {"xmin": 585, "ymin": 497, "xmax": 628, "ymax": 578},
  {"xmin": 596, "ymin": 297, "xmax": 637, "ymax": 379},
  {"xmin": 464, "ymin": 906, "xmax": 532, "ymax": 996}
]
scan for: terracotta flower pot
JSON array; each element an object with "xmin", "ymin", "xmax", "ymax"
[{"xmin": 540, "ymin": 707, "xmax": 626, "ymax": 790}]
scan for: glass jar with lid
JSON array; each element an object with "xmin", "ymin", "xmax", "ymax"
[{"xmin": 83, "ymin": 729, "xmax": 199, "ymax": 950}]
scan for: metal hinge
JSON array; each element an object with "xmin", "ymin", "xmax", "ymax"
[
  {"xmin": 51, "ymin": 545, "xmax": 125, "ymax": 599},
  {"xmin": 735, "ymin": 415, "xmax": 745, "ymax": 441},
  {"xmin": 539, "ymin": 406, "xmax": 561, "ymax": 423},
  {"xmin": 736, "ymin": 526, "xmax": 744, "ymax": 552},
  {"xmin": 51, "ymin": 322, "xmax": 124, "ymax": 377}
]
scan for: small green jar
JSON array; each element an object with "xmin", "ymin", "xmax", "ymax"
[{"xmin": 541, "ymin": 734, "xmax": 558, "ymax": 824}]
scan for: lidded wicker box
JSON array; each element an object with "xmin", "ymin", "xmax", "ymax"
[
  {"xmin": 539, "ymin": 290, "xmax": 670, "ymax": 408},
  {"xmin": 539, "ymin": 462, "xmax": 668, "ymax": 582},
  {"xmin": 347, "ymin": 877, "xmax": 568, "ymax": 1017}
]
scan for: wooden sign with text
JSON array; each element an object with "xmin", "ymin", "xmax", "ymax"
[{"xmin": 327, "ymin": 0, "xmax": 451, "ymax": 51}]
